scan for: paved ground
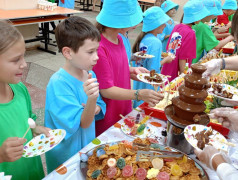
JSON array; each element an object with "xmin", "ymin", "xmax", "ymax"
[{"xmin": 23, "ymin": 6, "xmax": 142, "ymax": 175}]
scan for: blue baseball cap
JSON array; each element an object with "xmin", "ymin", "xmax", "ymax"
[
  {"xmin": 96, "ymin": 0, "xmax": 143, "ymax": 28},
  {"xmin": 182, "ymin": 0, "xmax": 210, "ymax": 24},
  {"xmin": 203, "ymin": 0, "xmax": 220, "ymax": 16},
  {"xmin": 222, "ymin": 0, "xmax": 237, "ymax": 10},
  {"xmin": 161, "ymin": 0, "xmax": 179, "ymax": 13},
  {"xmin": 142, "ymin": 6, "xmax": 170, "ymax": 33},
  {"xmin": 215, "ymin": 0, "xmax": 224, "ymax": 15}
]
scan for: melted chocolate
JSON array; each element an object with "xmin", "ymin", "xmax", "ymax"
[{"xmin": 172, "ymin": 64, "xmax": 210, "ymax": 123}]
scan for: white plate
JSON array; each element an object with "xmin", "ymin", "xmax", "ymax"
[
  {"xmin": 22, "ymin": 129, "xmax": 66, "ymax": 158},
  {"xmin": 134, "ymin": 52, "xmax": 155, "ymax": 59},
  {"xmin": 184, "ymin": 124, "xmax": 228, "ymax": 151},
  {"xmin": 137, "ymin": 73, "xmax": 168, "ymax": 85},
  {"xmin": 208, "ymin": 84, "xmax": 238, "ymax": 102}
]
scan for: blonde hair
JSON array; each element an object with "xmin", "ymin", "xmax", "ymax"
[
  {"xmin": 0, "ymin": 20, "xmax": 22, "ymax": 55},
  {"xmin": 132, "ymin": 32, "xmax": 146, "ymax": 53}
]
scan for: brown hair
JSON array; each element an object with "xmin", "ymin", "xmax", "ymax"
[
  {"xmin": 231, "ymin": 10, "xmax": 238, "ymax": 41},
  {"xmin": 0, "ymin": 20, "xmax": 22, "ymax": 55},
  {"xmin": 55, "ymin": 16, "xmax": 101, "ymax": 53},
  {"xmin": 132, "ymin": 32, "xmax": 146, "ymax": 53},
  {"xmin": 95, "ymin": 22, "xmax": 106, "ymax": 34}
]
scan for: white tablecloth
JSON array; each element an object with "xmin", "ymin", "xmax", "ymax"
[{"xmin": 43, "ymin": 109, "xmax": 220, "ymax": 180}]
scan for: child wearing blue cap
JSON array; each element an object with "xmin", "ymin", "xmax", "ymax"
[
  {"xmin": 161, "ymin": 0, "xmax": 210, "ymax": 81},
  {"xmin": 44, "ymin": 16, "xmax": 106, "ymax": 173},
  {"xmin": 192, "ymin": 0, "xmax": 234, "ymax": 64},
  {"xmin": 217, "ymin": 0, "xmax": 237, "ymax": 36},
  {"xmin": 157, "ymin": 0, "xmax": 179, "ymax": 53},
  {"xmin": 93, "ymin": 0, "xmax": 164, "ymax": 135},
  {"xmin": 132, "ymin": 6, "xmax": 175, "ymax": 108}
]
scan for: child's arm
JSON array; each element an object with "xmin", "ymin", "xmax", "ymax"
[
  {"xmin": 100, "ymin": 87, "xmax": 163, "ymax": 107},
  {"xmin": 178, "ymin": 59, "xmax": 186, "ymax": 74},
  {"xmin": 81, "ymin": 73, "xmax": 99, "ymax": 128},
  {"xmin": 0, "ymin": 137, "xmax": 26, "ymax": 163},
  {"xmin": 214, "ymin": 35, "xmax": 234, "ymax": 50}
]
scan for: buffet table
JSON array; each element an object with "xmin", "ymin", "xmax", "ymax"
[{"xmin": 43, "ymin": 109, "xmax": 221, "ymax": 180}]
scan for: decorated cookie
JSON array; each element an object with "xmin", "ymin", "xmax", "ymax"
[
  {"xmin": 147, "ymin": 168, "xmax": 160, "ymax": 179},
  {"xmin": 122, "ymin": 165, "xmax": 133, "ymax": 177},
  {"xmin": 107, "ymin": 158, "xmax": 116, "ymax": 167},
  {"xmin": 152, "ymin": 158, "xmax": 164, "ymax": 170},
  {"xmin": 80, "ymin": 153, "xmax": 88, "ymax": 162},
  {"xmin": 107, "ymin": 167, "xmax": 117, "ymax": 178},
  {"xmin": 136, "ymin": 168, "xmax": 147, "ymax": 180},
  {"xmin": 117, "ymin": 157, "xmax": 126, "ymax": 169},
  {"xmin": 171, "ymin": 164, "xmax": 182, "ymax": 176},
  {"xmin": 91, "ymin": 170, "xmax": 101, "ymax": 179},
  {"xmin": 157, "ymin": 171, "xmax": 170, "ymax": 180},
  {"xmin": 96, "ymin": 149, "xmax": 106, "ymax": 157}
]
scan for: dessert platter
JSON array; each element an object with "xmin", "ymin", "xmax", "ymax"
[
  {"xmin": 80, "ymin": 138, "xmax": 209, "ymax": 180},
  {"xmin": 133, "ymin": 52, "xmax": 155, "ymax": 59},
  {"xmin": 208, "ymin": 83, "xmax": 238, "ymax": 101},
  {"xmin": 137, "ymin": 70, "xmax": 168, "ymax": 85},
  {"xmin": 184, "ymin": 125, "xmax": 228, "ymax": 151},
  {"xmin": 22, "ymin": 129, "xmax": 66, "ymax": 158},
  {"xmin": 120, "ymin": 114, "xmax": 167, "ymax": 139}
]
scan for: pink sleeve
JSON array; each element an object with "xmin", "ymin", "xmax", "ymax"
[
  {"xmin": 93, "ymin": 46, "xmax": 114, "ymax": 90},
  {"xmin": 178, "ymin": 31, "xmax": 196, "ymax": 60}
]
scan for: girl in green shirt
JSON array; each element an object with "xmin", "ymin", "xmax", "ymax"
[{"xmin": 0, "ymin": 20, "xmax": 51, "ymax": 180}]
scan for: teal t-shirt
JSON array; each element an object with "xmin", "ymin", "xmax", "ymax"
[
  {"xmin": 0, "ymin": 83, "xmax": 44, "ymax": 180},
  {"xmin": 192, "ymin": 22, "xmax": 219, "ymax": 63},
  {"xmin": 45, "ymin": 69, "xmax": 106, "ymax": 173}
]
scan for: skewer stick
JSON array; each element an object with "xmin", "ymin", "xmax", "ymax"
[
  {"xmin": 119, "ymin": 114, "xmax": 126, "ymax": 119},
  {"xmin": 219, "ymin": 140, "xmax": 236, "ymax": 147},
  {"xmin": 22, "ymin": 127, "xmax": 30, "ymax": 139},
  {"xmin": 166, "ymin": 82, "xmax": 171, "ymax": 106}
]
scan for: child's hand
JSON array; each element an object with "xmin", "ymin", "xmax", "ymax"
[
  {"xmin": 0, "ymin": 137, "xmax": 26, "ymax": 163},
  {"xmin": 130, "ymin": 67, "xmax": 149, "ymax": 75},
  {"xmin": 32, "ymin": 126, "xmax": 51, "ymax": 137},
  {"xmin": 139, "ymin": 89, "xmax": 164, "ymax": 107},
  {"xmin": 164, "ymin": 55, "xmax": 175, "ymax": 64},
  {"xmin": 83, "ymin": 73, "xmax": 99, "ymax": 100}
]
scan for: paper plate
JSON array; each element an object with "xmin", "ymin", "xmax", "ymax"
[
  {"xmin": 208, "ymin": 84, "xmax": 238, "ymax": 102},
  {"xmin": 184, "ymin": 124, "xmax": 228, "ymax": 151},
  {"xmin": 133, "ymin": 52, "xmax": 155, "ymax": 59},
  {"xmin": 22, "ymin": 129, "xmax": 66, "ymax": 158},
  {"xmin": 137, "ymin": 73, "xmax": 168, "ymax": 85},
  {"xmin": 121, "ymin": 122, "xmax": 152, "ymax": 139}
]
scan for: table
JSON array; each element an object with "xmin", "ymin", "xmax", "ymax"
[
  {"xmin": 0, "ymin": 7, "xmax": 82, "ymax": 55},
  {"xmin": 43, "ymin": 109, "xmax": 221, "ymax": 180},
  {"xmin": 138, "ymin": 0, "xmax": 156, "ymax": 11}
]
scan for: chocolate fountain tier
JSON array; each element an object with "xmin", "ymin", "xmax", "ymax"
[
  {"xmin": 165, "ymin": 104, "xmax": 210, "ymax": 128},
  {"xmin": 184, "ymin": 75, "xmax": 210, "ymax": 90},
  {"xmin": 178, "ymin": 85, "xmax": 208, "ymax": 104},
  {"xmin": 172, "ymin": 97, "xmax": 206, "ymax": 121}
]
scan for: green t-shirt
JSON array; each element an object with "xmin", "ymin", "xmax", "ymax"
[
  {"xmin": 0, "ymin": 83, "xmax": 44, "ymax": 180},
  {"xmin": 192, "ymin": 22, "xmax": 219, "ymax": 64},
  {"xmin": 229, "ymin": 14, "xmax": 234, "ymax": 33}
]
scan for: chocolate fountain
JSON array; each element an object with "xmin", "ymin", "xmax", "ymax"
[{"xmin": 164, "ymin": 64, "xmax": 210, "ymax": 154}]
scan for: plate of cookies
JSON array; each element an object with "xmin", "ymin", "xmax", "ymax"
[{"xmin": 80, "ymin": 138, "xmax": 209, "ymax": 180}]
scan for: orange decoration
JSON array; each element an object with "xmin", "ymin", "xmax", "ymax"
[
  {"xmin": 150, "ymin": 122, "xmax": 162, "ymax": 127},
  {"xmin": 56, "ymin": 164, "xmax": 67, "ymax": 175},
  {"xmin": 114, "ymin": 123, "xmax": 121, "ymax": 128}
]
